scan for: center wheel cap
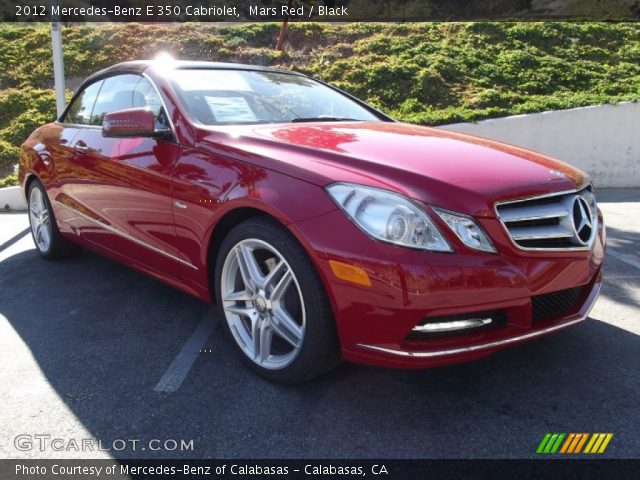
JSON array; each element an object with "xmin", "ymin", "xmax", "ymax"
[{"xmin": 254, "ymin": 294, "xmax": 268, "ymax": 313}]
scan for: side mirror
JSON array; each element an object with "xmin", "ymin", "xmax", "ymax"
[{"xmin": 102, "ymin": 108, "xmax": 170, "ymax": 139}]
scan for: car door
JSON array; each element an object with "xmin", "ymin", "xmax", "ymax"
[
  {"xmin": 68, "ymin": 74, "xmax": 184, "ymax": 278},
  {"xmin": 49, "ymin": 79, "xmax": 104, "ymax": 237}
]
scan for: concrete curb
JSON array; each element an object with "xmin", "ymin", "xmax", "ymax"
[{"xmin": 0, "ymin": 186, "xmax": 27, "ymax": 212}]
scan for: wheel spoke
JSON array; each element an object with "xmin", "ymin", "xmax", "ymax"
[
  {"xmin": 223, "ymin": 290, "xmax": 253, "ymax": 303},
  {"xmin": 270, "ymin": 269, "xmax": 293, "ymax": 303},
  {"xmin": 253, "ymin": 317, "xmax": 273, "ymax": 363},
  {"xmin": 235, "ymin": 245, "xmax": 263, "ymax": 292},
  {"xmin": 224, "ymin": 304, "xmax": 256, "ymax": 318},
  {"xmin": 270, "ymin": 307, "xmax": 303, "ymax": 348},
  {"xmin": 40, "ymin": 222, "xmax": 50, "ymax": 248},
  {"xmin": 264, "ymin": 260, "xmax": 288, "ymax": 294},
  {"xmin": 36, "ymin": 189, "xmax": 45, "ymax": 211}
]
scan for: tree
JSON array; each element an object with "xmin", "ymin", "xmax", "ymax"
[{"xmin": 275, "ymin": 0, "xmax": 318, "ymax": 51}]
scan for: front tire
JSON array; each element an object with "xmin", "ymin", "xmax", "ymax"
[
  {"xmin": 215, "ymin": 216, "xmax": 341, "ymax": 384},
  {"xmin": 28, "ymin": 180, "xmax": 80, "ymax": 259}
]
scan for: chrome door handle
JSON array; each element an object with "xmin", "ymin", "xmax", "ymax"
[
  {"xmin": 174, "ymin": 201, "xmax": 187, "ymax": 209},
  {"xmin": 74, "ymin": 144, "xmax": 88, "ymax": 154}
]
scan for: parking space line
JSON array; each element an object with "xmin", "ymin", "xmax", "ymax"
[
  {"xmin": 153, "ymin": 311, "xmax": 218, "ymax": 393},
  {"xmin": 0, "ymin": 227, "xmax": 30, "ymax": 253},
  {"xmin": 608, "ymin": 249, "xmax": 640, "ymax": 273}
]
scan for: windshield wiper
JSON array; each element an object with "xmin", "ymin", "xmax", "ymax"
[{"xmin": 291, "ymin": 117, "xmax": 362, "ymax": 123}]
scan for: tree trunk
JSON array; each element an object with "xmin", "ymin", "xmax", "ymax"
[{"xmin": 276, "ymin": 0, "xmax": 294, "ymax": 51}]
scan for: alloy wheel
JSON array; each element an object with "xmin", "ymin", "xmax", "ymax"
[
  {"xmin": 220, "ymin": 238, "xmax": 306, "ymax": 370},
  {"xmin": 29, "ymin": 186, "xmax": 52, "ymax": 253}
]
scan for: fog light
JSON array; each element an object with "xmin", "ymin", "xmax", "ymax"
[{"xmin": 412, "ymin": 318, "xmax": 492, "ymax": 333}]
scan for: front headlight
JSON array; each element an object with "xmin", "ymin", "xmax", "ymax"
[
  {"xmin": 326, "ymin": 183, "xmax": 452, "ymax": 252},
  {"xmin": 433, "ymin": 208, "xmax": 496, "ymax": 253}
]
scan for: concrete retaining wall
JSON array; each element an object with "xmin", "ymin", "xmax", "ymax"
[
  {"xmin": 0, "ymin": 186, "xmax": 27, "ymax": 211},
  {"xmin": 439, "ymin": 102, "xmax": 640, "ymax": 188}
]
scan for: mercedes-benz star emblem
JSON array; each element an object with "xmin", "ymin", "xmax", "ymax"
[{"xmin": 572, "ymin": 196, "xmax": 593, "ymax": 244}]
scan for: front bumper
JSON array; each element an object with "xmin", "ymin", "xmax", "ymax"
[
  {"xmin": 356, "ymin": 272, "xmax": 601, "ymax": 365},
  {"xmin": 290, "ymin": 208, "xmax": 605, "ymax": 369}
]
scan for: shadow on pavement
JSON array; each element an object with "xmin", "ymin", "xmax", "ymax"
[{"xmin": 600, "ymin": 225, "xmax": 640, "ymax": 309}]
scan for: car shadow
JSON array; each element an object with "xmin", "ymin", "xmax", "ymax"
[
  {"xmin": 598, "ymin": 225, "xmax": 640, "ymax": 310},
  {"xmin": 0, "ymin": 246, "xmax": 639, "ymax": 459}
]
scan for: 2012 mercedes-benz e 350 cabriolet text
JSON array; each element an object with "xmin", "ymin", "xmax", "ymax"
[{"xmin": 20, "ymin": 61, "xmax": 605, "ymax": 383}]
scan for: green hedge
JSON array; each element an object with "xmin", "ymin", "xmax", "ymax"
[{"xmin": 1, "ymin": 22, "xmax": 639, "ymax": 185}]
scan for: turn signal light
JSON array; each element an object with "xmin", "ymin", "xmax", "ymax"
[{"xmin": 329, "ymin": 260, "xmax": 372, "ymax": 287}]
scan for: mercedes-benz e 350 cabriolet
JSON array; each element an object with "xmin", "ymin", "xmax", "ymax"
[{"xmin": 20, "ymin": 61, "xmax": 605, "ymax": 383}]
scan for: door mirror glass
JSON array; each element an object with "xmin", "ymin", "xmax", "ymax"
[{"xmin": 102, "ymin": 108, "xmax": 170, "ymax": 138}]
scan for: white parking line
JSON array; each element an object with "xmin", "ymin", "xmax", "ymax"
[
  {"xmin": 608, "ymin": 249, "xmax": 640, "ymax": 273},
  {"xmin": 153, "ymin": 311, "xmax": 218, "ymax": 393}
]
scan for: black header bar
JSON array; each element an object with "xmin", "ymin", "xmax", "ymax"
[
  {"xmin": 2, "ymin": 0, "xmax": 640, "ymax": 22},
  {"xmin": 3, "ymin": 459, "xmax": 640, "ymax": 480}
]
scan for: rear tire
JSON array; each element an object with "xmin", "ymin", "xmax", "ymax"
[
  {"xmin": 215, "ymin": 216, "xmax": 341, "ymax": 384},
  {"xmin": 28, "ymin": 180, "xmax": 80, "ymax": 259}
]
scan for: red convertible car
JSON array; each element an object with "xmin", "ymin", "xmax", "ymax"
[{"xmin": 19, "ymin": 61, "xmax": 604, "ymax": 383}]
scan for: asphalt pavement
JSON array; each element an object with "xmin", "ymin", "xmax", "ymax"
[{"xmin": 0, "ymin": 189, "xmax": 638, "ymax": 459}]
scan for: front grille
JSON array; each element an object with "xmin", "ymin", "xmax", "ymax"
[
  {"xmin": 531, "ymin": 286, "xmax": 584, "ymax": 323},
  {"xmin": 496, "ymin": 186, "xmax": 598, "ymax": 250}
]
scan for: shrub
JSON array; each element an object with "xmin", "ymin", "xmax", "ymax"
[
  {"xmin": 0, "ymin": 172, "xmax": 18, "ymax": 188},
  {"xmin": 1, "ymin": 21, "xmax": 639, "ymax": 185},
  {"xmin": 0, "ymin": 139, "xmax": 19, "ymax": 178}
]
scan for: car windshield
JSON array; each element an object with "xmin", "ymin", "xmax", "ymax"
[{"xmin": 168, "ymin": 69, "xmax": 381, "ymax": 125}]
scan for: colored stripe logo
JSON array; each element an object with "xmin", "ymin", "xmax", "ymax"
[{"xmin": 537, "ymin": 433, "xmax": 613, "ymax": 454}]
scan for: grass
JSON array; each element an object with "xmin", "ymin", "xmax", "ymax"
[{"xmin": 1, "ymin": 22, "xmax": 639, "ymax": 184}]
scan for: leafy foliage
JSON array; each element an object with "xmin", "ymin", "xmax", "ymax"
[{"xmin": 1, "ymin": 22, "xmax": 639, "ymax": 185}]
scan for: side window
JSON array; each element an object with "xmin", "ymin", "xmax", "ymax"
[
  {"xmin": 133, "ymin": 77, "xmax": 170, "ymax": 129},
  {"xmin": 63, "ymin": 80, "xmax": 103, "ymax": 125},
  {"xmin": 89, "ymin": 74, "xmax": 141, "ymax": 126}
]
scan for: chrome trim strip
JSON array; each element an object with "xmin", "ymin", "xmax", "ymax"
[
  {"xmin": 55, "ymin": 200, "xmax": 198, "ymax": 270},
  {"xmin": 494, "ymin": 185, "xmax": 598, "ymax": 252},
  {"xmin": 357, "ymin": 280, "xmax": 601, "ymax": 359},
  {"xmin": 56, "ymin": 122, "xmax": 102, "ymax": 129},
  {"xmin": 494, "ymin": 186, "xmax": 586, "ymax": 207}
]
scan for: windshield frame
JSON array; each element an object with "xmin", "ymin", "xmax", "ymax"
[{"xmin": 167, "ymin": 67, "xmax": 395, "ymax": 127}]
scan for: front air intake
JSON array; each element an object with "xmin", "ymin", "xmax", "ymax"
[{"xmin": 531, "ymin": 286, "xmax": 585, "ymax": 323}]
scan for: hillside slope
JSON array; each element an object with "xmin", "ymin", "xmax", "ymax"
[{"xmin": 1, "ymin": 22, "xmax": 639, "ymax": 180}]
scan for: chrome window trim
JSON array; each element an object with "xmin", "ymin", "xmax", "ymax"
[
  {"xmin": 56, "ymin": 72, "xmax": 177, "ymax": 140},
  {"xmin": 141, "ymin": 72, "xmax": 177, "ymax": 137},
  {"xmin": 55, "ymin": 200, "xmax": 198, "ymax": 270},
  {"xmin": 55, "ymin": 122, "xmax": 102, "ymax": 129},
  {"xmin": 493, "ymin": 185, "xmax": 599, "ymax": 252},
  {"xmin": 357, "ymin": 279, "xmax": 601, "ymax": 359}
]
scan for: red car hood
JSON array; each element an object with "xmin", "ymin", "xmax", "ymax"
[{"xmin": 196, "ymin": 121, "xmax": 588, "ymax": 217}]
